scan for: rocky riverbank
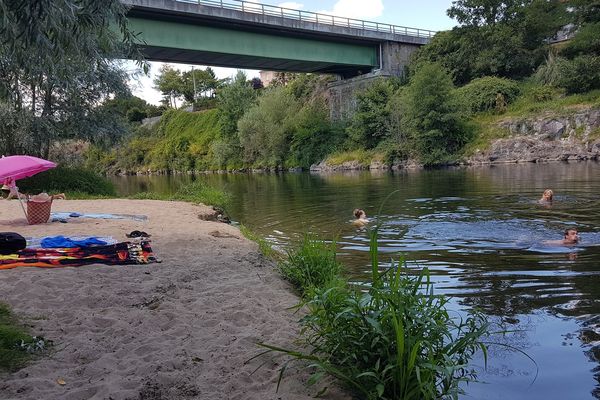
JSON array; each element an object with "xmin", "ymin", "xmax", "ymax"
[{"xmin": 309, "ymin": 106, "xmax": 600, "ymax": 172}]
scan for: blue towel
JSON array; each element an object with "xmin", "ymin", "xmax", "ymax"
[{"xmin": 40, "ymin": 236, "xmax": 108, "ymax": 249}]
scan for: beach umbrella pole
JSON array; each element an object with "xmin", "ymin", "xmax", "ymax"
[{"xmin": 16, "ymin": 189, "xmax": 27, "ymax": 220}]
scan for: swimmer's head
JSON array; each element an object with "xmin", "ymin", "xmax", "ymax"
[
  {"xmin": 353, "ymin": 208, "xmax": 366, "ymax": 219},
  {"xmin": 541, "ymin": 189, "xmax": 553, "ymax": 202},
  {"xmin": 563, "ymin": 228, "xmax": 579, "ymax": 244}
]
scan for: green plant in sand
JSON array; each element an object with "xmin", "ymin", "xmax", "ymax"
[
  {"xmin": 0, "ymin": 303, "xmax": 49, "ymax": 372},
  {"xmin": 278, "ymin": 233, "xmax": 343, "ymax": 296},
  {"xmin": 258, "ymin": 228, "xmax": 490, "ymax": 400}
]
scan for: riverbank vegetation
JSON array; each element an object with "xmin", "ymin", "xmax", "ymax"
[
  {"xmin": 0, "ymin": 303, "xmax": 49, "ymax": 372},
  {"xmin": 264, "ymin": 230, "xmax": 490, "ymax": 399},
  {"xmin": 1, "ymin": 1, "xmax": 599, "ymax": 172}
]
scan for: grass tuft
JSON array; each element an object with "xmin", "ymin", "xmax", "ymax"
[
  {"xmin": 0, "ymin": 303, "xmax": 49, "ymax": 372},
  {"xmin": 278, "ymin": 233, "xmax": 344, "ymax": 296},
  {"xmin": 128, "ymin": 181, "xmax": 230, "ymax": 209}
]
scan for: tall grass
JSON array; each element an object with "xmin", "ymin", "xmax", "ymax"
[
  {"xmin": 278, "ymin": 233, "xmax": 343, "ymax": 296},
  {"xmin": 129, "ymin": 181, "xmax": 230, "ymax": 209},
  {"xmin": 260, "ymin": 228, "xmax": 490, "ymax": 399},
  {"xmin": 0, "ymin": 303, "xmax": 48, "ymax": 372}
]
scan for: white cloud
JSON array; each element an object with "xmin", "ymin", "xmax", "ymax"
[
  {"xmin": 319, "ymin": 0, "xmax": 383, "ymax": 19},
  {"xmin": 278, "ymin": 2, "xmax": 304, "ymax": 9},
  {"xmin": 125, "ymin": 61, "xmax": 259, "ymax": 106}
]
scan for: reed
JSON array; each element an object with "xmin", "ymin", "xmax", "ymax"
[
  {"xmin": 278, "ymin": 233, "xmax": 343, "ymax": 296},
  {"xmin": 260, "ymin": 228, "xmax": 490, "ymax": 399}
]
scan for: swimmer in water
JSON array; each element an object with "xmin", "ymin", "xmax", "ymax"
[
  {"xmin": 352, "ymin": 208, "xmax": 369, "ymax": 227},
  {"xmin": 539, "ymin": 189, "xmax": 553, "ymax": 204},
  {"xmin": 545, "ymin": 228, "xmax": 580, "ymax": 246}
]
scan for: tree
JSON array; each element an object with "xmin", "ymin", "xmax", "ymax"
[
  {"xmin": 153, "ymin": 65, "xmax": 183, "ymax": 109},
  {"xmin": 347, "ymin": 79, "xmax": 395, "ymax": 149},
  {"xmin": 416, "ymin": 0, "xmax": 569, "ymax": 84},
  {"xmin": 180, "ymin": 67, "xmax": 220, "ymax": 103},
  {"xmin": 217, "ymin": 71, "xmax": 257, "ymax": 137},
  {"xmin": 400, "ymin": 63, "xmax": 470, "ymax": 166},
  {"xmin": 447, "ymin": 0, "xmax": 524, "ymax": 27},
  {"xmin": 237, "ymin": 86, "xmax": 299, "ymax": 166},
  {"xmin": 0, "ymin": 0, "xmax": 140, "ymax": 157}
]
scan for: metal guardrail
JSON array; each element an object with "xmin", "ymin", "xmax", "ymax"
[{"xmin": 176, "ymin": 0, "xmax": 436, "ymax": 39}]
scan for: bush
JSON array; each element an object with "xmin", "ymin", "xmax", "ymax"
[
  {"xmin": 561, "ymin": 22, "xmax": 600, "ymax": 58},
  {"xmin": 556, "ymin": 55, "xmax": 600, "ymax": 94},
  {"xmin": 347, "ymin": 78, "xmax": 395, "ymax": 149},
  {"xmin": 126, "ymin": 107, "xmax": 147, "ymax": 122},
  {"xmin": 527, "ymin": 85, "xmax": 564, "ymax": 102},
  {"xmin": 18, "ymin": 166, "xmax": 116, "ymax": 196},
  {"xmin": 237, "ymin": 87, "xmax": 299, "ymax": 167},
  {"xmin": 401, "ymin": 63, "xmax": 471, "ymax": 166},
  {"xmin": 457, "ymin": 76, "xmax": 521, "ymax": 113},
  {"xmin": 278, "ymin": 233, "xmax": 343, "ymax": 296}
]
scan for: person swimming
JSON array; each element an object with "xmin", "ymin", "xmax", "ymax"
[
  {"xmin": 545, "ymin": 228, "xmax": 580, "ymax": 246},
  {"xmin": 352, "ymin": 208, "xmax": 369, "ymax": 227},
  {"xmin": 539, "ymin": 189, "xmax": 553, "ymax": 204}
]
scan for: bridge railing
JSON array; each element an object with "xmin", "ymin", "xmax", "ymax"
[{"xmin": 178, "ymin": 0, "xmax": 436, "ymax": 39}]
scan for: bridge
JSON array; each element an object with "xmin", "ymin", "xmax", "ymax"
[{"xmin": 122, "ymin": 0, "xmax": 435, "ymax": 78}]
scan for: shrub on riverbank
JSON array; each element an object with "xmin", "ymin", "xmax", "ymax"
[
  {"xmin": 264, "ymin": 230, "xmax": 489, "ymax": 399},
  {"xmin": 0, "ymin": 303, "xmax": 48, "ymax": 372},
  {"xmin": 278, "ymin": 233, "xmax": 343, "ymax": 296},
  {"xmin": 18, "ymin": 166, "xmax": 116, "ymax": 197}
]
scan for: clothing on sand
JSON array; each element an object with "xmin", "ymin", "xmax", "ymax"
[
  {"xmin": 40, "ymin": 235, "xmax": 108, "ymax": 248},
  {"xmin": 0, "ymin": 240, "xmax": 157, "ymax": 269}
]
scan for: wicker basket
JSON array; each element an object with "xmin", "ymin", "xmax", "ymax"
[{"xmin": 26, "ymin": 199, "xmax": 53, "ymax": 225}]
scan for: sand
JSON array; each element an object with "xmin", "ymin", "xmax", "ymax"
[{"xmin": 0, "ymin": 199, "xmax": 350, "ymax": 400}]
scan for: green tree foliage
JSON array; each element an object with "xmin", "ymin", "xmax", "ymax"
[
  {"xmin": 180, "ymin": 67, "xmax": 221, "ymax": 103},
  {"xmin": 238, "ymin": 87, "xmax": 300, "ymax": 167},
  {"xmin": 289, "ymin": 98, "xmax": 344, "ymax": 168},
  {"xmin": 347, "ymin": 79, "xmax": 395, "ymax": 149},
  {"xmin": 0, "ymin": 0, "xmax": 139, "ymax": 157},
  {"xmin": 562, "ymin": 22, "xmax": 600, "ymax": 57},
  {"xmin": 416, "ymin": 0, "xmax": 568, "ymax": 84},
  {"xmin": 556, "ymin": 55, "xmax": 600, "ymax": 94},
  {"xmin": 126, "ymin": 107, "xmax": 147, "ymax": 123},
  {"xmin": 401, "ymin": 63, "xmax": 470, "ymax": 166},
  {"xmin": 217, "ymin": 71, "xmax": 257, "ymax": 137},
  {"xmin": 456, "ymin": 76, "xmax": 521, "ymax": 113},
  {"xmin": 153, "ymin": 65, "xmax": 183, "ymax": 109},
  {"xmin": 101, "ymin": 95, "xmax": 162, "ymax": 124},
  {"xmin": 447, "ymin": 0, "xmax": 524, "ymax": 26}
]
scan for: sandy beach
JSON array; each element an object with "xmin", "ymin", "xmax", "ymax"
[{"xmin": 0, "ymin": 199, "xmax": 349, "ymax": 400}]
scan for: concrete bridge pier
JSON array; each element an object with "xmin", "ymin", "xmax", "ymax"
[{"xmin": 328, "ymin": 41, "xmax": 420, "ymax": 121}]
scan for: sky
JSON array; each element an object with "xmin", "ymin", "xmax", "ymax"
[{"xmin": 128, "ymin": 0, "xmax": 456, "ymax": 105}]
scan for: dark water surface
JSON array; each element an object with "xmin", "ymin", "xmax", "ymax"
[{"xmin": 111, "ymin": 163, "xmax": 600, "ymax": 399}]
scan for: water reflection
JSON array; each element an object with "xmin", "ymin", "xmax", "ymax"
[{"xmin": 111, "ymin": 162, "xmax": 600, "ymax": 399}]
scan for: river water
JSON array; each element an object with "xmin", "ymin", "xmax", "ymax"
[{"xmin": 111, "ymin": 162, "xmax": 600, "ymax": 399}]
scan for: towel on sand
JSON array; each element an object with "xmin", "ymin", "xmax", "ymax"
[
  {"xmin": 40, "ymin": 236, "xmax": 107, "ymax": 248},
  {"xmin": 0, "ymin": 241, "xmax": 159, "ymax": 269}
]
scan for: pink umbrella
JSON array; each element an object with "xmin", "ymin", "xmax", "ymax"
[
  {"xmin": 0, "ymin": 155, "xmax": 57, "ymax": 182},
  {"xmin": 0, "ymin": 155, "xmax": 57, "ymax": 220}
]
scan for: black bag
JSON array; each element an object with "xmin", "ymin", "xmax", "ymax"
[{"xmin": 0, "ymin": 232, "xmax": 26, "ymax": 255}]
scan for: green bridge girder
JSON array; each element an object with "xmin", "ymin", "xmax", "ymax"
[{"xmin": 127, "ymin": 17, "xmax": 379, "ymax": 75}]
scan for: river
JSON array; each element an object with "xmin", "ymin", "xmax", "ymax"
[{"xmin": 111, "ymin": 162, "xmax": 600, "ymax": 399}]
